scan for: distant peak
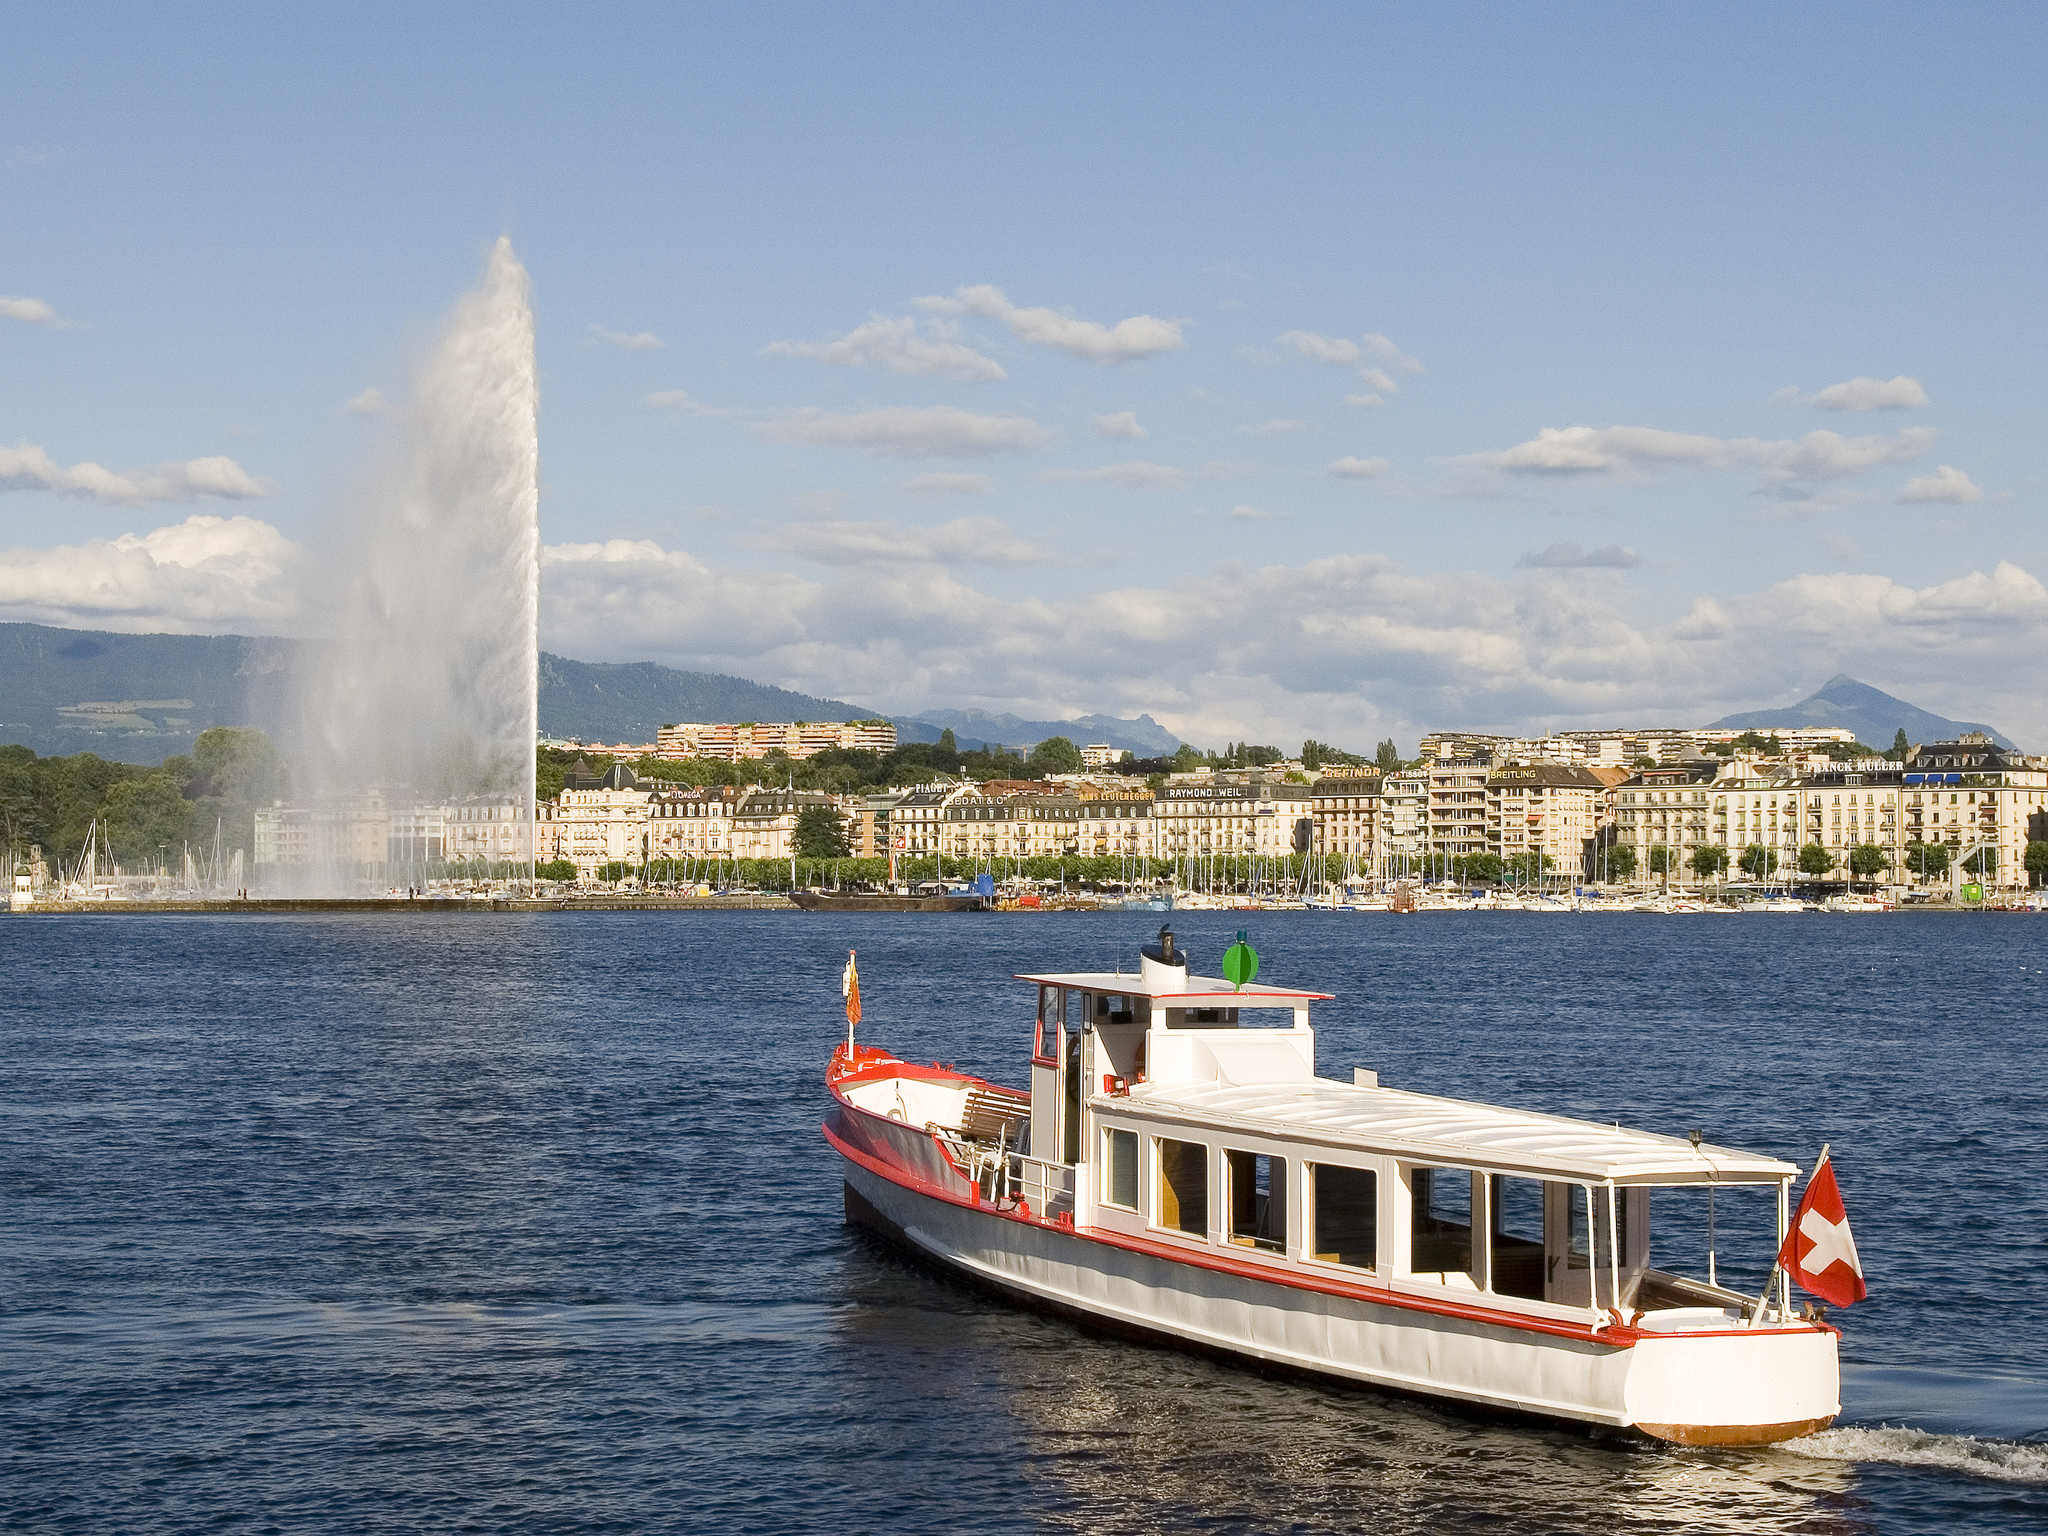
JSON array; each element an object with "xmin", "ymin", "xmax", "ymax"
[{"xmin": 1816, "ymin": 673, "xmax": 1863, "ymax": 692}]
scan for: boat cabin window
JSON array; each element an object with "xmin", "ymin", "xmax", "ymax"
[
  {"xmin": 1488, "ymin": 1175, "xmax": 1546, "ymax": 1301},
  {"xmin": 1035, "ymin": 986, "xmax": 1068, "ymax": 1066},
  {"xmin": 1091, "ymin": 992, "xmax": 1141, "ymax": 1026},
  {"xmin": 1409, "ymin": 1166, "xmax": 1475, "ymax": 1283},
  {"xmin": 1310, "ymin": 1163, "xmax": 1377, "ymax": 1270},
  {"xmin": 1163, "ymin": 1006, "xmax": 1240, "ymax": 1029},
  {"xmin": 1567, "ymin": 1185, "xmax": 1627, "ymax": 1274},
  {"xmin": 1225, "ymin": 1150, "xmax": 1286, "ymax": 1253},
  {"xmin": 1155, "ymin": 1137, "xmax": 1208, "ymax": 1237},
  {"xmin": 1101, "ymin": 1128, "xmax": 1138, "ymax": 1210}
]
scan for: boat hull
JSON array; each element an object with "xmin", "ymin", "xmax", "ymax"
[{"xmin": 828, "ymin": 1116, "xmax": 1838, "ymax": 1446}]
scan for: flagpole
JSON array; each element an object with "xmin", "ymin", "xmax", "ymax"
[{"xmin": 1748, "ymin": 1142, "xmax": 1827, "ymax": 1325}]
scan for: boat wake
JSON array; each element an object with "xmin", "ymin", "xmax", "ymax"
[{"xmin": 1781, "ymin": 1424, "xmax": 2048, "ymax": 1485}]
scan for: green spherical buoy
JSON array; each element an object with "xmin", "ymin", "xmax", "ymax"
[{"xmin": 1222, "ymin": 930, "xmax": 1259, "ymax": 991}]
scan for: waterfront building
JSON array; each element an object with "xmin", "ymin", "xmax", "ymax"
[
  {"xmin": 1072, "ymin": 785, "xmax": 1155, "ymax": 859},
  {"xmin": 1485, "ymin": 762, "xmax": 1606, "ymax": 877},
  {"xmin": 1612, "ymin": 764, "xmax": 1722, "ymax": 885},
  {"xmin": 555, "ymin": 762, "xmax": 655, "ymax": 876},
  {"xmin": 942, "ymin": 791, "xmax": 1085, "ymax": 862},
  {"xmin": 1309, "ymin": 770, "xmax": 1381, "ymax": 867},
  {"xmin": 440, "ymin": 800, "xmax": 526, "ymax": 866},
  {"xmin": 1378, "ymin": 769, "xmax": 1427, "ymax": 876},
  {"xmin": 732, "ymin": 787, "xmax": 844, "ymax": 862},
  {"xmin": 889, "ymin": 782, "xmax": 978, "ymax": 857},
  {"xmin": 1153, "ymin": 778, "xmax": 1312, "ymax": 862},
  {"xmin": 1424, "ymin": 759, "xmax": 1490, "ymax": 864},
  {"xmin": 648, "ymin": 785, "xmax": 739, "ymax": 864}
]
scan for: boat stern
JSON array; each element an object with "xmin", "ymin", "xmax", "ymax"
[{"xmin": 1622, "ymin": 1322, "xmax": 1839, "ymax": 1445}]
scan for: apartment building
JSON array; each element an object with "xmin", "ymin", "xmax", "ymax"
[
  {"xmin": 942, "ymin": 792, "xmax": 1086, "ymax": 861},
  {"xmin": 653, "ymin": 719, "xmax": 897, "ymax": 762},
  {"xmin": 1425, "ymin": 759, "xmax": 1491, "ymax": 862},
  {"xmin": 1378, "ymin": 770, "xmax": 1427, "ymax": 874},
  {"xmin": 1153, "ymin": 779, "xmax": 1313, "ymax": 861},
  {"xmin": 648, "ymin": 786, "xmax": 739, "ymax": 863},
  {"xmin": 1486, "ymin": 762, "xmax": 1606, "ymax": 875},
  {"xmin": 1310, "ymin": 770, "xmax": 1381, "ymax": 865},
  {"xmin": 1073, "ymin": 786, "xmax": 1155, "ymax": 858},
  {"xmin": 732, "ymin": 788, "xmax": 843, "ymax": 861},
  {"xmin": 555, "ymin": 763, "xmax": 654, "ymax": 875},
  {"xmin": 887, "ymin": 782, "xmax": 979, "ymax": 856}
]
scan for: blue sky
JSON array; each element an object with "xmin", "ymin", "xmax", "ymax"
[{"xmin": 5, "ymin": 4, "xmax": 2046, "ymax": 746}]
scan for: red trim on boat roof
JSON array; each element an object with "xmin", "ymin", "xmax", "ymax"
[{"xmin": 1153, "ymin": 988, "xmax": 1333, "ymax": 1002}]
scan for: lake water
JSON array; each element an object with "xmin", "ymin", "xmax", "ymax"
[{"xmin": 3, "ymin": 911, "xmax": 2045, "ymax": 1534}]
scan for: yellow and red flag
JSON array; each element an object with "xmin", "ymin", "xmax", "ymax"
[
  {"xmin": 1777, "ymin": 1150, "xmax": 1866, "ymax": 1307},
  {"xmin": 842, "ymin": 949, "xmax": 862, "ymax": 1030}
]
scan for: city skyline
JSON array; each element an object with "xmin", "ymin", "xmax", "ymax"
[{"xmin": 5, "ymin": 7, "xmax": 2047, "ymax": 749}]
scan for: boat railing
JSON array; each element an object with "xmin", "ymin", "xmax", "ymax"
[{"xmin": 1001, "ymin": 1150, "xmax": 1075, "ymax": 1217}]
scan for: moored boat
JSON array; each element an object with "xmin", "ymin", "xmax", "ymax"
[{"xmin": 823, "ymin": 929, "xmax": 1846, "ymax": 1445}]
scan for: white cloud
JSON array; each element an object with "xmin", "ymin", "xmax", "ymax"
[
  {"xmin": 1043, "ymin": 461, "xmax": 1192, "ymax": 491},
  {"xmin": 0, "ymin": 295, "xmax": 63, "ymax": 328},
  {"xmin": 1276, "ymin": 329, "xmax": 1360, "ymax": 365},
  {"xmin": 764, "ymin": 316, "xmax": 1004, "ymax": 381},
  {"xmin": 1463, "ymin": 424, "xmax": 1935, "ymax": 484},
  {"xmin": 1515, "ymin": 542, "xmax": 1642, "ymax": 570},
  {"xmin": 1229, "ymin": 504, "xmax": 1279, "ymax": 521},
  {"xmin": 903, "ymin": 472, "xmax": 993, "ymax": 496},
  {"xmin": 1093, "ymin": 411, "xmax": 1146, "ymax": 439},
  {"xmin": 915, "ymin": 284, "xmax": 1184, "ymax": 363},
  {"xmin": 1242, "ymin": 418, "xmax": 1307, "ymax": 435},
  {"xmin": 1276, "ymin": 332, "xmax": 1422, "ymax": 389},
  {"xmin": 1809, "ymin": 375, "xmax": 1929, "ymax": 411},
  {"xmin": 342, "ymin": 387, "xmax": 387, "ymax": 417},
  {"xmin": 0, "ymin": 442, "xmax": 270, "ymax": 505},
  {"xmin": 1328, "ymin": 456, "xmax": 1389, "ymax": 479},
  {"xmin": 1344, "ymin": 392, "xmax": 1386, "ymax": 408},
  {"xmin": 759, "ymin": 405, "xmax": 1052, "ymax": 459},
  {"xmin": 1897, "ymin": 464, "xmax": 1983, "ymax": 504},
  {"xmin": 589, "ymin": 325, "xmax": 664, "ymax": 351},
  {"xmin": 644, "ymin": 388, "xmax": 719, "ymax": 414},
  {"xmin": 532, "ymin": 529, "xmax": 2048, "ymax": 749},
  {"xmin": 1361, "ymin": 333, "xmax": 1424, "ymax": 374},
  {"xmin": 757, "ymin": 515, "xmax": 1051, "ymax": 567},
  {"xmin": 0, "ymin": 514, "xmax": 299, "ymax": 631}
]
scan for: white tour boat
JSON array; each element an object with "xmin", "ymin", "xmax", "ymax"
[{"xmin": 823, "ymin": 930, "xmax": 1842, "ymax": 1446}]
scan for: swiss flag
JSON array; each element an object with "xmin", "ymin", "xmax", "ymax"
[{"xmin": 1778, "ymin": 1151, "xmax": 1867, "ymax": 1307}]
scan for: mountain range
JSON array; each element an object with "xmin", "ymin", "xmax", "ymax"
[
  {"xmin": 0, "ymin": 622, "xmax": 1184, "ymax": 763},
  {"xmin": 1707, "ymin": 674, "xmax": 2014, "ymax": 751}
]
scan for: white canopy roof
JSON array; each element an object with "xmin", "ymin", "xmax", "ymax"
[
  {"xmin": 1114, "ymin": 1077, "xmax": 1796, "ymax": 1185},
  {"xmin": 1015, "ymin": 970, "xmax": 1333, "ymax": 1006}
]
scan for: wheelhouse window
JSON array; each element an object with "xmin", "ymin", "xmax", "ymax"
[
  {"xmin": 1225, "ymin": 1149, "xmax": 1286, "ymax": 1253},
  {"xmin": 1102, "ymin": 1128, "xmax": 1138, "ymax": 1210},
  {"xmin": 1155, "ymin": 1137, "xmax": 1208, "ymax": 1237},
  {"xmin": 1409, "ymin": 1166, "xmax": 1475, "ymax": 1281},
  {"xmin": 1311, "ymin": 1163, "xmax": 1377, "ymax": 1270},
  {"xmin": 1035, "ymin": 986, "xmax": 1066, "ymax": 1066},
  {"xmin": 1488, "ymin": 1175, "xmax": 1546, "ymax": 1300}
]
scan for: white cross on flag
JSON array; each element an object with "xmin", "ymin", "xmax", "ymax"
[{"xmin": 1776, "ymin": 1150, "xmax": 1866, "ymax": 1307}]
